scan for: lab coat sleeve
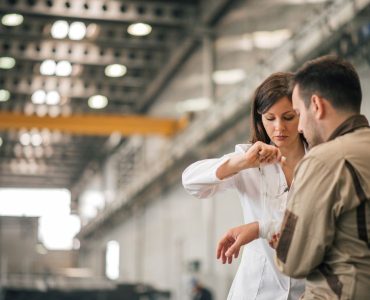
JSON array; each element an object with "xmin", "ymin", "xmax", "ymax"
[
  {"xmin": 182, "ymin": 144, "xmax": 251, "ymax": 199},
  {"xmin": 275, "ymin": 157, "xmax": 337, "ymax": 278},
  {"xmin": 259, "ymin": 218, "xmax": 283, "ymax": 240},
  {"xmin": 182, "ymin": 154, "xmax": 236, "ymax": 198}
]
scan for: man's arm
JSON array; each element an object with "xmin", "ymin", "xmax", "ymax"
[{"xmin": 275, "ymin": 157, "xmax": 337, "ymax": 278}]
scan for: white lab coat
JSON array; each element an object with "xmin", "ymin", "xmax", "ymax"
[{"xmin": 182, "ymin": 144, "xmax": 305, "ymax": 300}]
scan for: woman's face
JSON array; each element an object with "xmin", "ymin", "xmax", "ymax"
[{"xmin": 261, "ymin": 96, "xmax": 300, "ymax": 148}]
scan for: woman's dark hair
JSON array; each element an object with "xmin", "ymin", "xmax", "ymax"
[{"xmin": 250, "ymin": 72, "xmax": 294, "ymax": 144}]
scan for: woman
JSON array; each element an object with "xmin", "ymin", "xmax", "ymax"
[{"xmin": 182, "ymin": 72, "xmax": 306, "ymax": 300}]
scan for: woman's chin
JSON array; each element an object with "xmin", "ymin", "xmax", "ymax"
[{"xmin": 272, "ymin": 138, "xmax": 288, "ymax": 148}]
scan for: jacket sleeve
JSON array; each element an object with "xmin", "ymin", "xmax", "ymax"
[{"xmin": 275, "ymin": 156, "xmax": 338, "ymax": 278}]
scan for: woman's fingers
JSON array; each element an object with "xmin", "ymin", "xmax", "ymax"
[
  {"xmin": 217, "ymin": 235, "xmax": 236, "ymax": 263},
  {"xmin": 258, "ymin": 146, "xmax": 283, "ymax": 165},
  {"xmin": 225, "ymin": 241, "xmax": 241, "ymax": 259}
]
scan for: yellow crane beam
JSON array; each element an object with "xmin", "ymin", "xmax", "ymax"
[{"xmin": 0, "ymin": 112, "xmax": 188, "ymax": 137}]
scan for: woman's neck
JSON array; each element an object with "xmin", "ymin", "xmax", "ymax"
[{"xmin": 279, "ymin": 138, "xmax": 305, "ymax": 168}]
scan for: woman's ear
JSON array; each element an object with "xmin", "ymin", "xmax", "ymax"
[{"xmin": 310, "ymin": 94, "xmax": 325, "ymax": 120}]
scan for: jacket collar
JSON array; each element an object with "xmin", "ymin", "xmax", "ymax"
[{"xmin": 327, "ymin": 114, "xmax": 369, "ymax": 141}]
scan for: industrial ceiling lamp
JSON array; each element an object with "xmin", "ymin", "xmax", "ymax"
[
  {"xmin": 105, "ymin": 64, "xmax": 127, "ymax": 77},
  {"xmin": 68, "ymin": 22, "xmax": 87, "ymax": 40},
  {"xmin": 1, "ymin": 13, "xmax": 24, "ymax": 26},
  {"xmin": 55, "ymin": 61, "xmax": 72, "ymax": 76},
  {"xmin": 31, "ymin": 90, "xmax": 46, "ymax": 104},
  {"xmin": 127, "ymin": 23, "xmax": 152, "ymax": 36},
  {"xmin": 40, "ymin": 60, "xmax": 57, "ymax": 75},
  {"xmin": 88, "ymin": 95, "xmax": 108, "ymax": 109},
  {"xmin": 45, "ymin": 91, "xmax": 61, "ymax": 105},
  {"xmin": 0, "ymin": 57, "xmax": 16, "ymax": 69},
  {"xmin": 51, "ymin": 20, "xmax": 69, "ymax": 39},
  {"xmin": 0, "ymin": 89, "xmax": 10, "ymax": 102}
]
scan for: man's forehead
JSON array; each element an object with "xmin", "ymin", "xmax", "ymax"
[{"xmin": 292, "ymin": 84, "xmax": 300, "ymax": 96}]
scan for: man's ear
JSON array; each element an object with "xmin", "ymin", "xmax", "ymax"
[{"xmin": 310, "ymin": 94, "xmax": 325, "ymax": 120}]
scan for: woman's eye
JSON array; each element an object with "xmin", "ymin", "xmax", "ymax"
[
  {"xmin": 266, "ymin": 118, "xmax": 275, "ymax": 121},
  {"xmin": 284, "ymin": 115, "xmax": 295, "ymax": 120}
]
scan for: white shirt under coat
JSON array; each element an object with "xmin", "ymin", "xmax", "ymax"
[{"xmin": 182, "ymin": 144, "xmax": 305, "ymax": 300}]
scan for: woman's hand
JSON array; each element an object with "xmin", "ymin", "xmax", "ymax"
[
  {"xmin": 216, "ymin": 222, "xmax": 259, "ymax": 264},
  {"xmin": 245, "ymin": 141, "xmax": 283, "ymax": 168},
  {"xmin": 216, "ymin": 142, "xmax": 284, "ymax": 180}
]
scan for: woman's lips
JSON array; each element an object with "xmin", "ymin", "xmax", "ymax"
[{"xmin": 275, "ymin": 136, "xmax": 288, "ymax": 141}]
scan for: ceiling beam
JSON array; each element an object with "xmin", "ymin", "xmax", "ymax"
[
  {"xmin": 0, "ymin": 71, "xmax": 148, "ymax": 89},
  {"xmin": 136, "ymin": 0, "xmax": 236, "ymax": 111},
  {"xmin": 0, "ymin": 19, "xmax": 178, "ymax": 51},
  {"xmin": 0, "ymin": 39, "xmax": 164, "ymax": 68},
  {"xmin": 0, "ymin": 112, "xmax": 188, "ymax": 137},
  {"xmin": 0, "ymin": 0, "xmax": 197, "ymax": 26},
  {"xmin": 0, "ymin": 76, "xmax": 140, "ymax": 102},
  {"xmin": 200, "ymin": 0, "xmax": 235, "ymax": 24}
]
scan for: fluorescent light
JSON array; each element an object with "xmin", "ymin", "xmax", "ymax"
[
  {"xmin": 1, "ymin": 14, "xmax": 24, "ymax": 26},
  {"xmin": 88, "ymin": 95, "xmax": 108, "ymax": 109},
  {"xmin": 51, "ymin": 20, "xmax": 69, "ymax": 39},
  {"xmin": 213, "ymin": 69, "xmax": 246, "ymax": 85},
  {"xmin": 0, "ymin": 137, "xmax": 3, "ymax": 147},
  {"xmin": 105, "ymin": 64, "xmax": 127, "ymax": 77},
  {"xmin": 127, "ymin": 23, "xmax": 152, "ymax": 36},
  {"xmin": 40, "ymin": 59, "xmax": 57, "ymax": 75},
  {"xmin": 31, "ymin": 90, "xmax": 46, "ymax": 104},
  {"xmin": 31, "ymin": 133, "xmax": 43, "ymax": 147},
  {"xmin": 176, "ymin": 97, "xmax": 212, "ymax": 113},
  {"xmin": 56, "ymin": 60, "xmax": 72, "ymax": 76},
  {"xmin": 68, "ymin": 22, "xmax": 86, "ymax": 40},
  {"xmin": 253, "ymin": 29, "xmax": 292, "ymax": 49},
  {"xmin": 0, "ymin": 57, "xmax": 16, "ymax": 69},
  {"xmin": 0, "ymin": 89, "xmax": 10, "ymax": 102},
  {"xmin": 20, "ymin": 132, "xmax": 31, "ymax": 146},
  {"xmin": 46, "ymin": 91, "xmax": 60, "ymax": 105}
]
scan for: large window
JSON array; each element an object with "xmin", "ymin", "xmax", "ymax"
[{"xmin": 0, "ymin": 188, "xmax": 80, "ymax": 250}]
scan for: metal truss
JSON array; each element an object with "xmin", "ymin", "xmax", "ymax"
[{"xmin": 0, "ymin": 0, "xmax": 197, "ymax": 26}]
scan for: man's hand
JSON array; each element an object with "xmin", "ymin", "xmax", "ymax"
[
  {"xmin": 216, "ymin": 222, "xmax": 259, "ymax": 264},
  {"xmin": 269, "ymin": 233, "xmax": 281, "ymax": 249}
]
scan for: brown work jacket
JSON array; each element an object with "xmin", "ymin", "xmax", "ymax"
[{"xmin": 276, "ymin": 115, "xmax": 370, "ymax": 300}]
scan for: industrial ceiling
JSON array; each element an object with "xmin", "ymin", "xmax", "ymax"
[
  {"xmin": 1, "ymin": 0, "xmax": 370, "ymax": 198},
  {"xmin": 0, "ymin": 0, "xmax": 210, "ymax": 189}
]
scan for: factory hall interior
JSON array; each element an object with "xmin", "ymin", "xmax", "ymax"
[{"xmin": 1, "ymin": 0, "xmax": 370, "ymax": 299}]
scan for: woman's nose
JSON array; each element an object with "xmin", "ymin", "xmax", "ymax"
[{"xmin": 274, "ymin": 119, "xmax": 285, "ymax": 130}]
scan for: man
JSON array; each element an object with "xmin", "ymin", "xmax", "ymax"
[
  {"xmin": 191, "ymin": 279, "xmax": 213, "ymax": 300},
  {"xmin": 275, "ymin": 55, "xmax": 370, "ymax": 299},
  {"xmin": 216, "ymin": 55, "xmax": 370, "ymax": 299}
]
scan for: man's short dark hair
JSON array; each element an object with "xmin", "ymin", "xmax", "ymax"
[{"xmin": 293, "ymin": 55, "xmax": 362, "ymax": 113}]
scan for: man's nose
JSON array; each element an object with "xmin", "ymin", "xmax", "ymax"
[{"xmin": 298, "ymin": 121, "xmax": 304, "ymax": 133}]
